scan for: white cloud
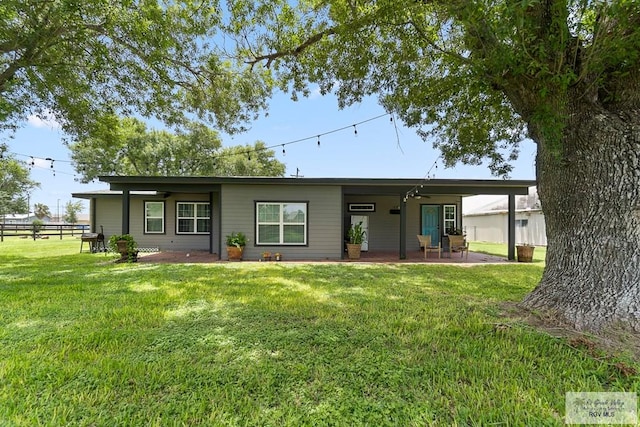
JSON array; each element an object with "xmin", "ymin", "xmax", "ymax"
[
  {"xmin": 27, "ymin": 112, "xmax": 61, "ymax": 129},
  {"xmin": 309, "ymin": 86, "xmax": 322, "ymax": 99}
]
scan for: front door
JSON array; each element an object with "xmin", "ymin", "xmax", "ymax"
[{"xmin": 421, "ymin": 205, "xmax": 440, "ymax": 246}]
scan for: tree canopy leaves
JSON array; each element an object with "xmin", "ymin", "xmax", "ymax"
[
  {"xmin": 68, "ymin": 117, "xmax": 285, "ymax": 182},
  {"xmin": 33, "ymin": 203, "xmax": 51, "ymax": 220},
  {"xmin": 0, "ymin": 145, "xmax": 39, "ymax": 216},
  {"xmin": 0, "ymin": 0, "xmax": 273, "ymax": 138},
  {"xmin": 229, "ymin": 0, "xmax": 640, "ymax": 174},
  {"xmin": 63, "ymin": 200, "xmax": 83, "ymax": 224}
]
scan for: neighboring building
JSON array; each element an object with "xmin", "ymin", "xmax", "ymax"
[
  {"xmin": 2, "ymin": 214, "xmax": 49, "ymax": 224},
  {"xmin": 463, "ymin": 189, "xmax": 547, "ymax": 246},
  {"xmin": 73, "ymin": 177, "xmax": 535, "ymax": 260},
  {"xmin": 75, "ymin": 213, "xmax": 90, "ymax": 225}
]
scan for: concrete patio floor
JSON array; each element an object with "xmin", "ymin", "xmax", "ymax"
[{"xmin": 138, "ymin": 249, "xmax": 509, "ymax": 264}]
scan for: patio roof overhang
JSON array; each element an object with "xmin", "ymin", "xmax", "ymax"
[{"xmin": 95, "ymin": 176, "xmax": 535, "ymax": 197}]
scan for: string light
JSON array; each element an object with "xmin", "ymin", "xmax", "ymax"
[
  {"xmin": 404, "ymin": 156, "xmax": 442, "ymax": 201},
  {"xmin": 8, "ymin": 112, "xmax": 395, "ymax": 177}
]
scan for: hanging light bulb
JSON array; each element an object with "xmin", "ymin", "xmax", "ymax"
[
  {"xmin": 353, "ymin": 125, "xmax": 358, "ymax": 135},
  {"xmin": 317, "ymin": 136, "xmax": 321, "ymax": 147},
  {"xmin": 282, "ymin": 144, "xmax": 286, "ymax": 155}
]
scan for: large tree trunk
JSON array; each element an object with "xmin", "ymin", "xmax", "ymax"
[{"xmin": 521, "ymin": 100, "xmax": 640, "ymax": 332}]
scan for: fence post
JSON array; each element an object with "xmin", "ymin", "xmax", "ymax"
[
  {"xmin": 1, "ymin": 223, "xmax": 3, "ymax": 242},
  {"xmin": 60, "ymin": 225, "xmax": 63, "ymax": 240}
]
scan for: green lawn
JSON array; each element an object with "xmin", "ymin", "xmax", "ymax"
[
  {"xmin": 470, "ymin": 241, "xmax": 547, "ymax": 263},
  {"xmin": 0, "ymin": 238, "xmax": 637, "ymax": 425}
]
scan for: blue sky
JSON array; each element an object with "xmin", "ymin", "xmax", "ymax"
[{"xmin": 4, "ymin": 90, "xmax": 537, "ymax": 215}]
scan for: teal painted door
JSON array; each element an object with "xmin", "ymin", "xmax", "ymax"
[{"xmin": 421, "ymin": 205, "xmax": 440, "ymax": 245}]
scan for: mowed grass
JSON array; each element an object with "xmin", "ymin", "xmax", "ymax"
[
  {"xmin": 470, "ymin": 241, "xmax": 547, "ymax": 263},
  {"xmin": 0, "ymin": 238, "xmax": 637, "ymax": 426}
]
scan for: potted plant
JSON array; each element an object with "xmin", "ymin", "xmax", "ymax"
[
  {"xmin": 516, "ymin": 243, "xmax": 535, "ymax": 262},
  {"xmin": 108, "ymin": 234, "xmax": 138, "ymax": 262},
  {"xmin": 274, "ymin": 252, "xmax": 281, "ymax": 261},
  {"xmin": 346, "ymin": 222, "xmax": 366, "ymax": 260},
  {"xmin": 262, "ymin": 251, "xmax": 272, "ymax": 261},
  {"xmin": 225, "ymin": 231, "xmax": 247, "ymax": 261}
]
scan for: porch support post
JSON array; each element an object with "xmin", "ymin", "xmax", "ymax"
[
  {"xmin": 507, "ymin": 194, "xmax": 516, "ymax": 260},
  {"xmin": 90, "ymin": 197, "xmax": 97, "ymax": 233},
  {"xmin": 121, "ymin": 189, "xmax": 130, "ymax": 235},
  {"xmin": 209, "ymin": 191, "xmax": 220, "ymax": 254},
  {"xmin": 399, "ymin": 196, "xmax": 407, "ymax": 259}
]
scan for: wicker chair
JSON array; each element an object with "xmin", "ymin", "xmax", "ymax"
[
  {"xmin": 417, "ymin": 234, "xmax": 441, "ymax": 259},
  {"xmin": 447, "ymin": 235, "xmax": 469, "ymax": 260}
]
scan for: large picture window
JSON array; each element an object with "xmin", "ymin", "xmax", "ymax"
[
  {"xmin": 256, "ymin": 202, "xmax": 307, "ymax": 245},
  {"xmin": 145, "ymin": 201, "xmax": 165, "ymax": 234},
  {"xmin": 444, "ymin": 204, "xmax": 457, "ymax": 234},
  {"xmin": 176, "ymin": 202, "xmax": 210, "ymax": 234}
]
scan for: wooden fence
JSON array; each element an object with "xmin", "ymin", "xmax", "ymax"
[{"xmin": 0, "ymin": 223, "xmax": 90, "ymax": 242}]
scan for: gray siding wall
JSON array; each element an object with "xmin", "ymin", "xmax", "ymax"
[
  {"xmin": 344, "ymin": 195, "xmax": 401, "ymax": 252},
  {"xmin": 95, "ymin": 193, "xmax": 220, "ymax": 252},
  {"xmin": 94, "ymin": 197, "xmax": 122, "ymax": 241},
  {"xmin": 406, "ymin": 196, "xmax": 462, "ymax": 251},
  {"xmin": 343, "ymin": 195, "xmax": 462, "ymax": 252},
  {"xmin": 221, "ymin": 184, "xmax": 342, "ymax": 261}
]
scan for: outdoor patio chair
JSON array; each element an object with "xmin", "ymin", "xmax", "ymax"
[
  {"xmin": 417, "ymin": 234, "xmax": 441, "ymax": 259},
  {"xmin": 447, "ymin": 235, "xmax": 469, "ymax": 260}
]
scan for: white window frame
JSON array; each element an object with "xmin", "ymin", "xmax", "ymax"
[
  {"xmin": 176, "ymin": 202, "xmax": 211, "ymax": 235},
  {"xmin": 256, "ymin": 202, "xmax": 308, "ymax": 245},
  {"xmin": 443, "ymin": 204, "xmax": 457, "ymax": 234},
  {"xmin": 144, "ymin": 201, "xmax": 165, "ymax": 234}
]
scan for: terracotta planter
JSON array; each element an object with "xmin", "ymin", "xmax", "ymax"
[
  {"xmin": 227, "ymin": 246, "xmax": 244, "ymax": 261},
  {"xmin": 516, "ymin": 245, "xmax": 535, "ymax": 262},
  {"xmin": 346, "ymin": 243, "xmax": 362, "ymax": 260}
]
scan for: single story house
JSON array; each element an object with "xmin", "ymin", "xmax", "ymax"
[
  {"xmin": 72, "ymin": 176, "xmax": 536, "ymax": 261},
  {"xmin": 2, "ymin": 213, "xmax": 48, "ymax": 224}
]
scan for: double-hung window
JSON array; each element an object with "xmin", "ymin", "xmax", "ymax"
[
  {"xmin": 145, "ymin": 201, "xmax": 165, "ymax": 234},
  {"xmin": 176, "ymin": 202, "xmax": 210, "ymax": 234},
  {"xmin": 256, "ymin": 202, "xmax": 307, "ymax": 245},
  {"xmin": 443, "ymin": 204, "xmax": 457, "ymax": 234}
]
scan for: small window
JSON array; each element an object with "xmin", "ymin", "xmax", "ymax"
[
  {"xmin": 516, "ymin": 219, "xmax": 529, "ymax": 227},
  {"xmin": 176, "ymin": 202, "xmax": 210, "ymax": 234},
  {"xmin": 443, "ymin": 205, "xmax": 457, "ymax": 233},
  {"xmin": 145, "ymin": 201, "xmax": 165, "ymax": 234},
  {"xmin": 348, "ymin": 203, "xmax": 375, "ymax": 212},
  {"xmin": 256, "ymin": 202, "xmax": 307, "ymax": 245}
]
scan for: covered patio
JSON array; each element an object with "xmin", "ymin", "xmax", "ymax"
[{"xmin": 136, "ymin": 248, "xmax": 508, "ymax": 264}]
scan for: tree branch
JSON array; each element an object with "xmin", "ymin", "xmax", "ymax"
[{"xmin": 245, "ymin": 28, "xmax": 336, "ymax": 69}]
